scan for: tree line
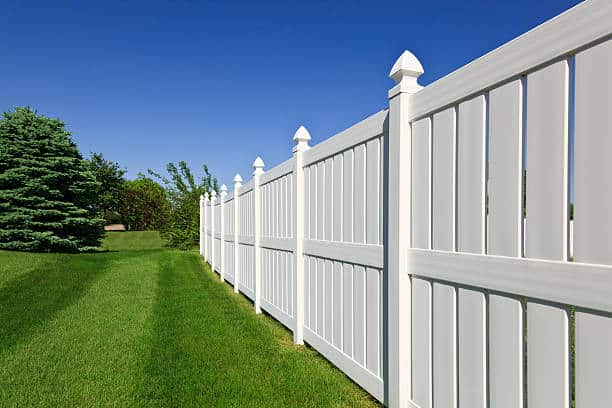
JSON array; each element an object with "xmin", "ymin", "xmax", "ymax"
[{"xmin": 0, "ymin": 107, "xmax": 217, "ymax": 252}]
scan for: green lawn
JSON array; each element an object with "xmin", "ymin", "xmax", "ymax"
[{"xmin": 0, "ymin": 231, "xmax": 378, "ymax": 407}]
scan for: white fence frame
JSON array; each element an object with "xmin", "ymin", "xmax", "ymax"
[{"xmin": 201, "ymin": 1, "xmax": 612, "ymax": 406}]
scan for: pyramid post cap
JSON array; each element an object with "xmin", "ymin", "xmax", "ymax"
[
  {"xmin": 389, "ymin": 50, "xmax": 424, "ymax": 84},
  {"xmin": 233, "ymin": 173, "xmax": 243, "ymax": 183},
  {"xmin": 292, "ymin": 125, "xmax": 311, "ymax": 153},
  {"xmin": 253, "ymin": 156, "xmax": 265, "ymax": 169},
  {"xmin": 253, "ymin": 157, "xmax": 265, "ymax": 175},
  {"xmin": 293, "ymin": 126, "xmax": 311, "ymax": 142},
  {"xmin": 210, "ymin": 190, "xmax": 217, "ymax": 198},
  {"xmin": 220, "ymin": 184, "xmax": 228, "ymax": 195}
]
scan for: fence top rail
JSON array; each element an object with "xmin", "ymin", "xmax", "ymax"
[
  {"xmin": 259, "ymin": 157, "xmax": 294, "ymax": 186},
  {"xmin": 239, "ymin": 180, "xmax": 254, "ymax": 195},
  {"xmin": 407, "ymin": 0, "xmax": 612, "ymax": 121},
  {"xmin": 303, "ymin": 109, "xmax": 388, "ymax": 167}
]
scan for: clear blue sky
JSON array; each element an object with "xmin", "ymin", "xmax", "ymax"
[{"xmin": 1, "ymin": 0, "xmax": 581, "ymax": 187}]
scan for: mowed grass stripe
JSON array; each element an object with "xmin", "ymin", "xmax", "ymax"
[{"xmin": 0, "ymin": 232, "xmax": 379, "ymax": 407}]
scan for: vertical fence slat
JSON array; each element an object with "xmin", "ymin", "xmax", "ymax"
[
  {"xmin": 525, "ymin": 60, "xmax": 569, "ymax": 261},
  {"xmin": 412, "ymin": 118, "xmax": 431, "ymax": 249},
  {"xmin": 332, "ymin": 153, "xmax": 343, "ymax": 242},
  {"xmin": 457, "ymin": 94, "xmax": 486, "ymax": 254},
  {"xmin": 332, "ymin": 261, "xmax": 342, "ymax": 348},
  {"xmin": 524, "ymin": 60, "xmax": 570, "ymax": 408},
  {"xmin": 343, "ymin": 149, "xmax": 354, "ymax": 242},
  {"xmin": 574, "ymin": 38, "xmax": 612, "ymax": 407},
  {"xmin": 316, "ymin": 257, "xmax": 324, "ymax": 335},
  {"xmin": 306, "ymin": 256, "xmax": 312, "ymax": 329},
  {"xmin": 354, "ymin": 144, "xmax": 366, "ymax": 244},
  {"xmin": 317, "ymin": 161, "xmax": 325, "ymax": 240},
  {"xmin": 353, "ymin": 264, "xmax": 366, "ymax": 366},
  {"xmin": 324, "ymin": 259, "xmax": 333, "ymax": 342},
  {"xmin": 432, "ymin": 108, "xmax": 455, "ymax": 251},
  {"xmin": 576, "ymin": 312, "xmax": 612, "ymax": 407},
  {"xmin": 527, "ymin": 302, "xmax": 569, "ymax": 408},
  {"xmin": 325, "ymin": 158, "xmax": 333, "ymax": 241},
  {"xmin": 310, "ymin": 165, "xmax": 317, "ymax": 240},
  {"xmin": 488, "ymin": 79, "xmax": 523, "ymax": 257},
  {"xmin": 433, "ymin": 282, "xmax": 457, "ymax": 408},
  {"xmin": 489, "ymin": 294, "xmax": 523, "ymax": 408},
  {"xmin": 412, "ymin": 277, "xmax": 432, "ymax": 408},
  {"xmin": 366, "ymin": 138, "xmax": 380, "ymax": 245},
  {"xmin": 366, "ymin": 267, "xmax": 381, "ymax": 376},
  {"xmin": 458, "ymin": 288, "xmax": 486, "ymax": 408},
  {"xmin": 342, "ymin": 262, "xmax": 354, "ymax": 358}
]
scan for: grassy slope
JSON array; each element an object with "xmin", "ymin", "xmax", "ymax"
[{"xmin": 0, "ymin": 232, "xmax": 378, "ymax": 407}]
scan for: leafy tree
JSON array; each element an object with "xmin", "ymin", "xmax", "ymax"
[
  {"xmin": 0, "ymin": 107, "xmax": 104, "ymax": 252},
  {"xmin": 85, "ymin": 152, "xmax": 126, "ymax": 223},
  {"xmin": 119, "ymin": 175, "xmax": 170, "ymax": 231},
  {"xmin": 149, "ymin": 162, "xmax": 217, "ymax": 249}
]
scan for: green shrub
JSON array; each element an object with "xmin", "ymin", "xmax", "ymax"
[
  {"xmin": 0, "ymin": 107, "xmax": 104, "ymax": 252},
  {"xmin": 84, "ymin": 152, "xmax": 126, "ymax": 223},
  {"xmin": 149, "ymin": 162, "xmax": 217, "ymax": 250},
  {"xmin": 119, "ymin": 176, "xmax": 170, "ymax": 231}
]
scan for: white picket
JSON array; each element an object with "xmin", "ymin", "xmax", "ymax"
[
  {"xmin": 432, "ymin": 283, "xmax": 457, "ymax": 408},
  {"xmin": 527, "ymin": 302, "xmax": 569, "ymax": 408},
  {"xmin": 489, "ymin": 294, "xmax": 523, "ymax": 408},
  {"xmin": 412, "ymin": 278, "xmax": 432, "ymax": 408},
  {"xmin": 458, "ymin": 288, "xmax": 486, "ymax": 408},
  {"xmin": 411, "ymin": 118, "xmax": 431, "ymax": 249},
  {"xmin": 488, "ymin": 79, "xmax": 523, "ymax": 257},
  {"xmin": 457, "ymin": 94, "xmax": 486, "ymax": 254},
  {"xmin": 432, "ymin": 108, "xmax": 455, "ymax": 251}
]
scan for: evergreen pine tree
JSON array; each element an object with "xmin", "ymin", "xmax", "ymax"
[{"xmin": 0, "ymin": 107, "xmax": 104, "ymax": 252}]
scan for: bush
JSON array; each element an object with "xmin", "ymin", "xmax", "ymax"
[
  {"xmin": 149, "ymin": 162, "xmax": 217, "ymax": 250},
  {"xmin": 85, "ymin": 152, "xmax": 126, "ymax": 223},
  {"xmin": 119, "ymin": 176, "xmax": 170, "ymax": 231},
  {"xmin": 0, "ymin": 107, "xmax": 104, "ymax": 252}
]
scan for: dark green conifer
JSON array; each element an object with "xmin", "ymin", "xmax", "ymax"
[{"xmin": 0, "ymin": 107, "xmax": 103, "ymax": 252}]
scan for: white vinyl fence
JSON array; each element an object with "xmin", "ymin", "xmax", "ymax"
[{"xmin": 201, "ymin": 1, "xmax": 612, "ymax": 406}]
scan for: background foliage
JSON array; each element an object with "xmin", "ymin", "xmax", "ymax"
[
  {"xmin": 85, "ymin": 152, "xmax": 126, "ymax": 223},
  {"xmin": 149, "ymin": 162, "xmax": 217, "ymax": 250},
  {"xmin": 0, "ymin": 107, "xmax": 104, "ymax": 252},
  {"xmin": 118, "ymin": 176, "xmax": 170, "ymax": 231}
]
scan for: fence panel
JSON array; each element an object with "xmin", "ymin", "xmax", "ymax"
[
  {"xmin": 404, "ymin": 3, "xmax": 612, "ymax": 408},
  {"xmin": 260, "ymin": 163, "xmax": 295, "ymax": 329},
  {"xmin": 224, "ymin": 195, "xmax": 235, "ymax": 283},
  {"xmin": 574, "ymin": 36, "xmax": 612, "ymax": 408},
  {"xmin": 199, "ymin": 2, "xmax": 612, "ymax": 406}
]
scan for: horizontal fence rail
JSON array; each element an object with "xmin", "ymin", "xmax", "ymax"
[{"xmin": 200, "ymin": 1, "xmax": 612, "ymax": 406}]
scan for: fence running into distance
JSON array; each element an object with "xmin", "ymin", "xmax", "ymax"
[{"xmin": 200, "ymin": 1, "xmax": 612, "ymax": 406}]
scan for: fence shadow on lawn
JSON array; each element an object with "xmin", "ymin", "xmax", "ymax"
[{"xmin": 0, "ymin": 254, "xmax": 110, "ymax": 352}]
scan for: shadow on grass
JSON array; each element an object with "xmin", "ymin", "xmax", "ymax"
[
  {"xmin": 136, "ymin": 251, "xmax": 204, "ymax": 405},
  {"xmin": 0, "ymin": 254, "xmax": 110, "ymax": 352},
  {"xmin": 135, "ymin": 253, "xmax": 380, "ymax": 407}
]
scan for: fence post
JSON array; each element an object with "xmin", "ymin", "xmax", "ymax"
[
  {"xmin": 200, "ymin": 194, "xmax": 205, "ymax": 257},
  {"xmin": 220, "ymin": 184, "xmax": 228, "ymax": 281},
  {"xmin": 233, "ymin": 174, "xmax": 242, "ymax": 293},
  {"xmin": 253, "ymin": 157, "xmax": 265, "ymax": 314},
  {"xmin": 210, "ymin": 190, "xmax": 217, "ymax": 272},
  {"xmin": 386, "ymin": 50, "xmax": 424, "ymax": 407},
  {"xmin": 292, "ymin": 126, "xmax": 310, "ymax": 344}
]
